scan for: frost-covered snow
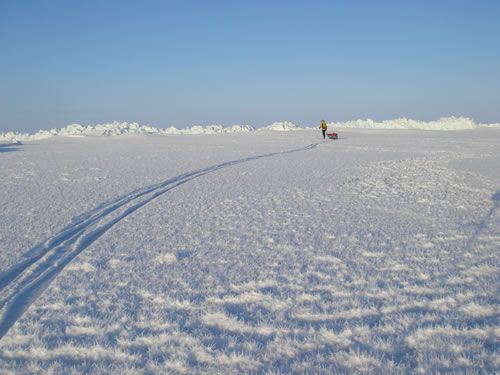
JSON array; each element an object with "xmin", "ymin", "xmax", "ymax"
[
  {"xmin": 2, "ymin": 117, "xmax": 499, "ymax": 143},
  {"xmin": 0, "ymin": 128, "xmax": 499, "ymax": 374}
]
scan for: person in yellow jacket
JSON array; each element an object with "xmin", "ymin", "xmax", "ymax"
[{"xmin": 319, "ymin": 120, "xmax": 328, "ymax": 139}]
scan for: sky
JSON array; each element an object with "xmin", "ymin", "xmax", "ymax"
[{"xmin": 1, "ymin": 0, "xmax": 499, "ymax": 132}]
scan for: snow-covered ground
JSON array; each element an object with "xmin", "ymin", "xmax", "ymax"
[{"xmin": 0, "ymin": 128, "xmax": 499, "ymax": 374}]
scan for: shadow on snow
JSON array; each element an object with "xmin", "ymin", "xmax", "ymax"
[{"xmin": 0, "ymin": 144, "xmax": 21, "ymax": 153}]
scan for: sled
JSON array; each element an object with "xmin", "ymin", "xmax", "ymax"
[{"xmin": 327, "ymin": 132, "xmax": 338, "ymax": 140}]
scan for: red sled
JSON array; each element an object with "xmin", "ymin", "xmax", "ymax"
[{"xmin": 327, "ymin": 132, "xmax": 338, "ymax": 140}]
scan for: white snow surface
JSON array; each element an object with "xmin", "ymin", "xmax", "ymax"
[
  {"xmin": 2, "ymin": 117, "xmax": 499, "ymax": 143},
  {"xmin": 0, "ymin": 129, "xmax": 499, "ymax": 374}
]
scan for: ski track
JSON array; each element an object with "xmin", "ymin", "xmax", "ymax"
[{"xmin": 0, "ymin": 143, "xmax": 318, "ymax": 339}]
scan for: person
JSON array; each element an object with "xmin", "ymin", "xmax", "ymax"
[{"xmin": 319, "ymin": 120, "xmax": 328, "ymax": 139}]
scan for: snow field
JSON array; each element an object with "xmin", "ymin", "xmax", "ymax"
[{"xmin": 0, "ymin": 129, "xmax": 499, "ymax": 373}]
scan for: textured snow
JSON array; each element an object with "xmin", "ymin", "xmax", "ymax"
[{"xmin": 0, "ymin": 128, "xmax": 499, "ymax": 374}]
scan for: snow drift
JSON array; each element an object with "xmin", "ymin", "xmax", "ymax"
[{"xmin": 1, "ymin": 117, "xmax": 499, "ymax": 143}]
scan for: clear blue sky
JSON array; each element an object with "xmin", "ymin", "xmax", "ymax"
[{"xmin": 1, "ymin": 0, "xmax": 499, "ymax": 132}]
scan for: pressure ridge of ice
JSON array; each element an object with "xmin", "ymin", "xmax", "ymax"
[{"xmin": 1, "ymin": 117, "xmax": 499, "ymax": 143}]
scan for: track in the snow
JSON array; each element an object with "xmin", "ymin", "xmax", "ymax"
[{"xmin": 0, "ymin": 143, "xmax": 318, "ymax": 339}]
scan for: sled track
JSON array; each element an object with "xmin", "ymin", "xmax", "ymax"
[{"xmin": 0, "ymin": 143, "xmax": 318, "ymax": 339}]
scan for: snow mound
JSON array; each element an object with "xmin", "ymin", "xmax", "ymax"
[
  {"xmin": 261, "ymin": 121, "xmax": 300, "ymax": 131},
  {"xmin": 333, "ymin": 117, "xmax": 500, "ymax": 131}
]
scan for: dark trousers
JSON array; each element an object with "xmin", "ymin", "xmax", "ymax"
[{"xmin": 322, "ymin": 129, "xmax": 326, "ymax": 138}]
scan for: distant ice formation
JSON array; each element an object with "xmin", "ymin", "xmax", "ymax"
[{"xmin": 1, "ymin": 117, "xmax": 498, "ymax": 143}]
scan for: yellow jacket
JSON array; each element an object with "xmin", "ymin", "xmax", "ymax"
[{"xmin": 320, "ymin": 121, "xmax": 327, "ymax": 130}]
